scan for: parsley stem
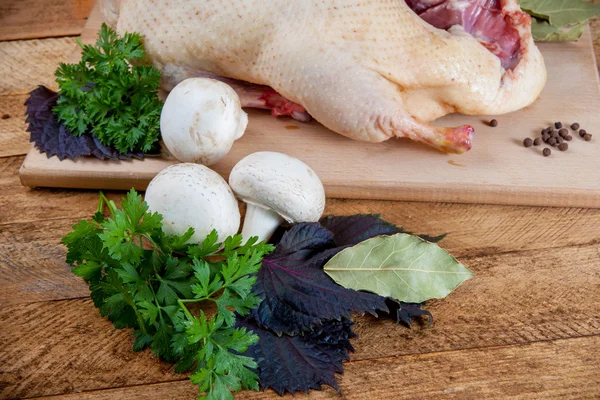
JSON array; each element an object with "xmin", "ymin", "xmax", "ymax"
[
  {"xmin": 178, "ymin": 298, "xmax": 204, "ymax": 304},
  {"xmin": 96, "ymin": 194, "xmax": 104, "ymax": 214},
  {"xmin": 98, "ymin": 191, "xmax": 117, "ymax": 217},
  {"xmin": 177, "ymin": 299, "xmax": 194, "ymax": 320},
  {"xmin": 125, "ymin": 296, "xmax": 147, "ymax": 335},
  {"xmin": 143, "ymin": 234, "xmax": 164, "ymax": 255}
]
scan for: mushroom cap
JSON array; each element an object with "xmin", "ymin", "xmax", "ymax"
[
  {"xmin": 145, "ymin": 163, "xmax": 240, "ymax": 243},
  {"xmin": 229, "ymin": 151, "xmax": 325, "ymax": 223},
  {"xmin": 160, "ymin": 78, "xmax": 248, "ymax": 166}
]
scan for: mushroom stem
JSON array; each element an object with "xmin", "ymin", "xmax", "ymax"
[{"xmin": 241, "ymin": 203, "xmax": 284, "ymax": 243}]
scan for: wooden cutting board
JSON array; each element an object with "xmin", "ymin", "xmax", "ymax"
[{"xmin": 18, "ymin": 5, "xmax": 600, "ymax": 208}]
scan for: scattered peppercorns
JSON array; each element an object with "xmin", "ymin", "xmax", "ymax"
[
  {"xmin": 489, "ymin": 119, "xmax": 498, "ymax": 127},
  {"xmin": 523, "ymin": 122, "xmax": 591, "ymax": 157},
  {"xmin": 558, "ymin": 128, "xmax": 568, "ymax": 137},
  {"xmin": 558, "ymin": 143, "xmax": 569, "ymax": 151}
]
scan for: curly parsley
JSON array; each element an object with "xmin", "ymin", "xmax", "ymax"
[
  {"xmin": 62, "ymin": 189, "xmax": 273, "ymax": 399},
  {"xmin": 54, "ymin": 24, "xmax": 162, "ymax": 154}
]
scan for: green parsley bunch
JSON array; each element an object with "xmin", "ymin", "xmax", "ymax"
[
  {"xmin": 62, "ymin": 189, "xmax": 273, "ymax": 399},
  {"xmin": 54, "ymin": 24, "xmax": 162, "ymax": 154}
]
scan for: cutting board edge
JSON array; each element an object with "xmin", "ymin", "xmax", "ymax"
[{"xmin": 19, "ymin": 147, "xmax": 600, "ymax": 208}]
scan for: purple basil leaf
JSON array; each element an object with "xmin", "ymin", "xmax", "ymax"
[
  {"xmin": 25, "ymin": 86, "xmax": 144, "ymax": 161},
  {"xmin": 416, "ymin": 233, "xmax": 447, "ymax": 243},
  {"xmin": 321, "ymin": 214, "xmax": 445, "ymax": 245},
  {"xmin": 238, "ymin": 317, "xmax": 355, "ymax": 395},
  {"xmin": 320, "ymin": 214, "xmax": 402, "ymax": 247},
  {"xmin": 250, "ymin": 223, "xmax": 388, "ymax": 335},
  {"xmin": 382, "ymin": 298, "xmax": 433, "ymax": 328},
  {"xmin": 305, "ymin": 317, "xmax": 356, "ymax": 356}
]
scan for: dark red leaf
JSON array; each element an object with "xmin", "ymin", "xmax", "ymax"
[
  {"xmin": 250, "ymin": 223, "xmax": 388, "ymax": 335},
  {"xmin": 237, "ymin": 317, "xmax": 356, "ymax": 395},
  {"xmin": 25, "ymin": 86, "xmax": 144, "ymax": 160}
]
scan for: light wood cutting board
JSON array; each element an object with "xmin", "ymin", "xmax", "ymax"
[{"xmin": 18, "ymin": 5, "xmax": 600, "ymax": 207}]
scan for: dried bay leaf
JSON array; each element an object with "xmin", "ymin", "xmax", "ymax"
[
  {"xmin": 531, "ymin": 18, "xmax": 587, "ymax": 41},
  {"xmin": 520, "ymin": 0, "xmax": 600, "ymax": 28},
  {"xmin": 323, "ymin": 233, "xmax": 472, "ymax": 304}
]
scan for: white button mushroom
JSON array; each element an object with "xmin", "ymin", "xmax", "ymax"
[
  {"xmin": 145, "ymin": 163, "xmax": 240, "ymax": 243},
  {"xmin": 229, "ymin": 151, "xmax": 326, "ymax": 243},
  {"xmin": 160, "ymin": 78, "xmax": 248, "ymax": 166}
]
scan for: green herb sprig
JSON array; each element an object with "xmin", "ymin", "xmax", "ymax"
[
  {"xmin": 62, "ymin": 189, "xmax": 273, "ymax": 399},
  {"xmin": 54, "ymin": 24, "xmax": 162, "ymax": 153}
]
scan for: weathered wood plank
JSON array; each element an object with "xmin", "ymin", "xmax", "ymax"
[
  {"xmin": 17, "ymin": 336, "xmax": 600, "ymax": 399},
  {"xmin": 0, "ymin": 95, "xmax": 29, "ymax": 158},
  {"xmin": 0, "ymin": 37, "xmax": 75, "ymax": 96},
  {"xmin": 0, "ymin": 0, "xmax": 95, "ymax": 41},
  {"xmin": 0, "ymin": 219, "xmax": 89, "ymax": 305},
  {"xmin": 0, "ymin": 299, "xmax": 182, "ymax": 399},
  {"xmin": 1, "ymin": 239, "xmax": 599, "ymax": 397}
]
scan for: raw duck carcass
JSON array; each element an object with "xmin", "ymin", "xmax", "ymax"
[{"xmin": 100, "ymin": 0, "xmax": 546, "ymax": 154}]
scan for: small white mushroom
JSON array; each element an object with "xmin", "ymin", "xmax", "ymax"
[
  {"xmin": 145, "ymin": 163, "xmax": 240, "ymax": 243},
  {"xmin": 160, "ymin": 78, "xmax": 248, "ymax": 166},
  {"xmin": 229, "ymin": 151, "xmax": 326, "ymax": 243}
]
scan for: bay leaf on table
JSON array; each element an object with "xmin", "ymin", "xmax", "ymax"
[
  {"xmin": 520, "ymin": 0, "xmax": 600, "ymax": 28},
  {"xmin": 323, "ymin": 233, "xmax": 472, "ymax": 304},
  {"xmin": 531, "ymin": 18, "xmax": 587, "ymax": 41}
]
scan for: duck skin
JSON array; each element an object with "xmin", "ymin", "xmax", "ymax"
[{"xmin": 101, "ymin": 0, "xmax": 546, "ymax": 154}]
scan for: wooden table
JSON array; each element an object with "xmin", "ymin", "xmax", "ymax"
[{"xmin": 1, "ymin": 2, "xmax": 600, "ymax": 399}]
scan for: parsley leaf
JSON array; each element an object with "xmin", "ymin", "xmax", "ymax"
[
  {"xmin": 63, "ymin": 189, "xmax": 273, "ymax": 399},
  {"xmin": 54, "ymin": 24, "xmax": 162, "ymax": 154}
]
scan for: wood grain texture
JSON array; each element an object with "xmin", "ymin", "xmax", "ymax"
[
  {"xmin": 0, "ymin": 37, "xmax": 75, "ymax": 95},
  {"xmin": 1, "ymin": 241, "xmax": 598, "ymax": 394},
  {"xmin": 0, "ymin": 95, "xmax": 29, "ymax": 157},
  {"xmin": 4, "ymin": 308, "xmax": 599, "ymax": 400},
  {"xmin": 31, "ymin": 337, "xmax": 600, "ymax": 400},
  {"xmin": 16, "ymin": 14, "xmax": 600, "ymax": 207},
  {"xmin": 0, "ymin": 0, "xmax": 95, "ymax": 41},
  {"xmin": 1, "ymin": 175, "xmax": 599, "ymax": 398}
]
